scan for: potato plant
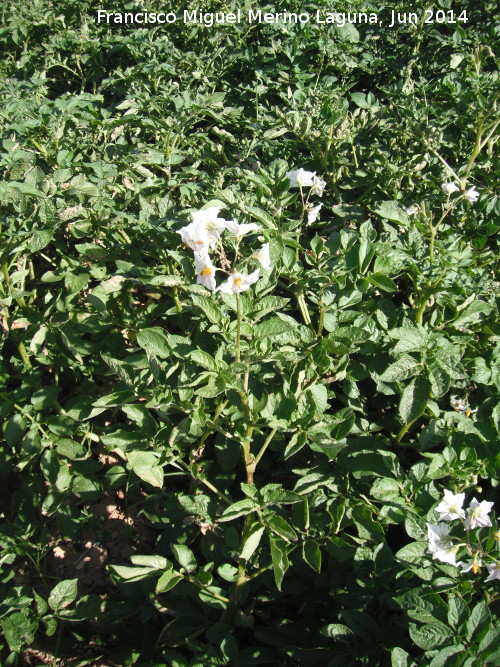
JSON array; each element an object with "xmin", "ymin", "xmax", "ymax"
[{"xmin": 0, "ymin": 1, "xmax": 498, "ymax": 665}]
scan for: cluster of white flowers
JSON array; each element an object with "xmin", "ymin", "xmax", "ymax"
[
  {"xmin": 286, "ymin": 168, "xmax": 326, "ymax": 225},
  {"xmin": 177, "ymin": 206, "xmax": 270, "ymax": 293},
  {"xmin": 426, "ymin": 490, "xmax": 498, "ymax": 581},
  {"xmin": 441, "ymin": 181, "xmax": 480, "ymax": 203},
  {"xmin": 450, "ymin": 395, "xmax": 478, "ymax": 416},
  {"xmin": 287, "ymin": 168, "xmax": 326, "ymax": 196}
]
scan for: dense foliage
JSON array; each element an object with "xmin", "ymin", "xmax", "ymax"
[{"xmin": 0, "ymin": 1, "xmax": 499, "ymax": 665}]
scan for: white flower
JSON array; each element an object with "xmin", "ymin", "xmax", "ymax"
[
  {"xmin": 485, "ymin": 562, "xmax": 500, "ymax": 582},
  {"xmin": 405, "ymin": 204, "xmax": 419, "ymax": 216},
  {"xmin": 216, "ymin": 270, "xmax": 260, "ymax": 294},
  {"xmin": 427, "ymin": 522, "xmax": 459, "ymax": 565},
  {"xmin": 193, "ymin": 250, "xmax": 217, "ymax": 292},
  {"xmin": 465, "ymin": 498, "xmax": 494, "ymax": 531},
  {"xmin": 458, "ymin": 560, "xmax": 481, "ymax": 574},
  {"xmin": 450, "ymin": 395, "xmax": 477, "ymax": 415},
  {"xmin": 223, "ymin": 220, "xmax": 260, "ymax": 238},
  {"xmin": 311, "ymin": 175, "xmax": 326, "ymax": 197},
  {"xmin": 252, "ymin": 243, "xmax": 271, "ymax": 270},
  {"xmin": 307, "ymin": 204, "xmax": 323, "ymax": 225},
  {"xmin": 442, "ymin": 182, "xmax": 459, "ymax": 195},
  {"xmin": 287, "ymin": 168, "xmax": 316, "ymax": 188},
  {"xmin": 450, "ymin": 395, "xmax": 467, "ymax": 412},
  {"xmin": 435, "ymin": 489, "xmax": 466, "ymax": 521},
  {"xmin": 464, "ymin": 187, "xmax": 479, "ymax": 203},
  {"xmin": 177, "ymin": 206, "xmax": 227, "ymax": 250}
]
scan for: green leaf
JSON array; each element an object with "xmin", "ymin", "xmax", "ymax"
[
  {"xmin": 48, "ymin": 578, "xmax": 78, "ymax": 612},
  {"xmin": 259, "ymin": 485, "xmax": 303, "ymax": 507},
  {"xmin": 156, "ymin": 570, "xmax": 183, "ymax": 593},
  {"xmin": 320, "ymin": 623, "xmax": 354, "ymax": 641},
  {"xmin": 172, "ymin": 544, "xmax": 197, "ymax": 573},
  {"xmin": 447, "ymin": 595, "xmax": 469, "ymax": 629},
  {"xmin": 428, "ymin": 644, "xmax": 466, "ymax": 667},
  {"xmin": 380, "ymin": 356, "xmax": 422, "ymax": 382},
  {"xmin": 302, "ymin": 540, "xmax": 322, "ymax": 572},
  {"xmin": 108, "ymin": 565, "xmax": 158, "ymax": 581},
  {"xmin": 240, "ymin": 524, "xmax": 265, "ymax": 560},
  {"xmin": 217, "ymin": 564, "xmax": 239, "ymax": 582},
  {"xmin": 0, "ymin": 610, "xmax": 37, "ymax": 652},
  {"xmin": 466, "ymin": 601, "xmax": 491, "ymax": 642},
  {"xmin": 189, "ymin": 349, "xmax": 218, "ymax": 372},
  {"xmin": 399, "ymin": 376, "xmax": 431, "ymax": 424},
  {"xmin": 266, "ymin": 515, "xmax": 298, "ymax": 543},
  {"xmin": 453, "ymin": 300, "xmax": 494, "ymax": 328},
  {"xmin": 218, "ymin": 499, "xmax": 257, "ymax": 522},
  {"xmin": 370, "ymin": 477, "xmax": 401, "ymax": 501},
  {"xmin": 368, "ymin": 273, "xmax": 398, "ymax": 292},
  {"xmin": 428, "ymin": 365, "xmax": 451, "ymax": 397},
  {"xmin": 340, "ymin": 610, "xmax": 381, "ymax": 646},
  {"xmin": 307, "ymin": 384, "xmax": 329, "ymax": 414},
  {"xmin": 409, "ymin": 622, "xmax": 453, "ymax": 650},
  {"xmin": 56, "ymin": 438, "xmax": 87, "ymax": 460},
  {"xmin": 254, "ymin": 317, "xmax": 294, "ymax": 339},
  {"xmin": 395, "ymin": 541, "xmax": 428, "ymax": 565},
  {"xmin": 126, "ymin": 451, "xmax": 164, "ymax": 488},
  {"xmin": 29, "ymin": 230, "xmax": 54, "ymax": 253},
  {"xmin": 191, "ymin": 294, "xmax": 224, "ymax": 325},
  {"xmin": 478, "ymin": 628, "xmax": 500, "ymax": 663},
  {"xmin": 269, "ymin": 534, "xmax": 289, "ymax": 591},
  {"xmin": 391, "ymin": 325, "xmax": 427, "ymax": 353},
  {"xmin": 284, "ymin": 431, "xmax": 307, "ymax": 459},
  {"xmin": 390, "ymin": 647, "xmax": 410, "ymax": 667},
  {"xmin": 374, "ymin": 201, "xmax": 409, "ymax": 225},
  {"xmin": 130, "ymin": 555, "xmax": 168, "ymax": 569},
  {"xmin": 136, "ymin": 328, "xmax": 171, "ymax": 358}
]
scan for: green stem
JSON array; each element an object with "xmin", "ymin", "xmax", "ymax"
[
  {"xmin": 236, "ymin": 292, "xmax": 242, "ymax": 364},
  {"xmin": 198, "ymin": 398, "xmax": 227, "ymax": 449},
  {"xmin": 18, "ymin": 341, "xmax": 32, "ymax": 368},
  {"xmin": 461, "ymin": 118, "xmax": 484, "ymax": 189},
  {"xmin": 188, "ymin": 576, "xmax": 231, "ymax": 603},
  {"xmin": 242, "ymin": 424, "xmax": 255, "ymax": 484},
  {"xmin": 429, "ymin": 225, "xmax": 436, "ymax": 265},
  {"xmin": 177, "ymin": 460, "xmax": 232, "ymax": 506},
  {"xmin": 296, "ymin": 290, "xmax": 313, "ymax": 329},
  {"xmin": 233, "ymin": 513, "xmax": 254, "ymax": 601},
  {"xmin": 172, "ymin": 286, "xmax": 183, "ymax": 314},
  {"xmin": 317, "ymin": 306, "xmax": 326, "ymax": 337},
  {"xmin": 395, "ymin": 419, "xmax": 417, "ymax": 445},
  {"xmin": 415, "ymin": 298, "xmax": 427, "ymax": 325},
  {"xmin": 253, "ymin": 428, "xmax": 277, "ymax": 467}
]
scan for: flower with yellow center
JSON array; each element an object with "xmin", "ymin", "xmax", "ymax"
[
  {"xmin": 216, "ymin": 269, "xmax": 260, "ymax": 294},
  {"xmin": 194, "ymin": 250, "xmax": 217, "ymax": 292},
  {"xmin": 252, "ymin": 243, "xmax": 271, "ymax": 270},
  {"xmin": 177, "ymin": 206, "xmax": 228, "ymax": 250}
]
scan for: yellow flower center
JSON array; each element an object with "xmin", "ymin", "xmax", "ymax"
[
  {"xmin": 234, "ymin": 277, "xmax": 243, "ymax": 289},
  {"xmin": 200, "ymin": 267, "xmax": 213, "ymax": 276},
  {"xmin": 472, "ymin": 563, "xmax": 480, "ymax": 574}
]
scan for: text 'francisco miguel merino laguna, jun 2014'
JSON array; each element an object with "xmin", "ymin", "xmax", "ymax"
[{"xmin": 96, "ymin": 9, "xmax": 382, "ymax": 27}]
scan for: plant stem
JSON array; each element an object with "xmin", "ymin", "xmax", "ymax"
[
  {"xmin": 461, "ymin": 118, "xmax": 484, "ymax": 189},
  {"xmin": 242, "ymin": 424, "xmax": 255, "ymax": 484},
  {"xmin": 18, "ymin": 341, "xmax": 32, "ymax": 368},
  {"xmin": 197, "ymin": 398, "xmax": 227, "ymax": 449},
  {"xmin": 395, "ymin": 419, "xmax": 417, "ymax": 445},
  {"xmin": 317, "ymin": 306, "xmax": 326, "ymax": 337},
  {"xmin": 253, "ymin": 428, "xmax": 277, "ymax": 467},
  {"xmin": 236, "ymin": 292, "xmax": 242, "ymax": 363},
  {"xmin": 177, "ymin": 460, "xmax": 232, "ymax": 506},
  {"xmin": 415, "ymin": 298, "xmax": 427, "ymax": 325},
  {"xmin": 296, "ymin": 290, "xmax": 313, "ymax": 329}
]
